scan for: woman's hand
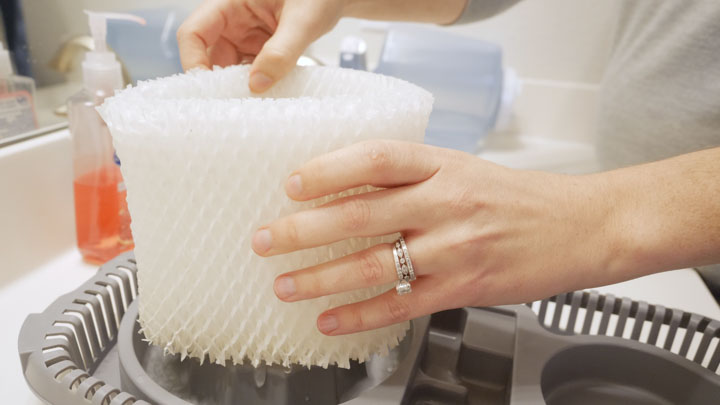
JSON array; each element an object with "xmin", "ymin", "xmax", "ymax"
[
  {"xmin": 177, "ymin": 0, "xmax": 468, "ymax": 92},
  {"xmin": 177, "ymin": 0, "xmax": 345, "ymax": 92},
  {"xmin": 252, "ymin": 140, "xmax": 624, "ymax": 335}
]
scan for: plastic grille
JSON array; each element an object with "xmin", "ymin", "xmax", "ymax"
[
  {"xmin": 529, "ymin": 290, "xmax": 720, "ymax": 375},
  {"xmin": 34, "ymin": 255, "xmax": 150, "ymax": 405}
]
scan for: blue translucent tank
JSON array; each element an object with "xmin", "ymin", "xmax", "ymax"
[{"xmin": 374, "ymin": 26, "xmax": 503, "ymax": 153}]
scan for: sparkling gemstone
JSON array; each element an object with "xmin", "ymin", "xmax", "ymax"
[
  {"xmin": 395, "ymin": 242, "xmax": 400, "ymax": 248},
  {"xmin": 401, "ymin": 265, "xmax": 408, "ymax": 274},
  {"xmin": 396, "ymin": 280, "xmax": 412, "ymax": 295},
  {"xmin": 400, "ymin": 258, "xmax": 406, "ymax": 264}
]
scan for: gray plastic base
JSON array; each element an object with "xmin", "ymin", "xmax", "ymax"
[
  {"xmin": 118, "ymin": 302, "xmax": 426, "ymax": 405},
  {"xmin": 19, "ymin": 252, "xmax": 720, "ymax": 404}
]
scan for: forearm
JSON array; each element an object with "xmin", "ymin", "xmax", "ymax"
[
  {"xmin": 602, "ymin": 147, "xmax": 720, "ymax": 280},
  {"xmin": 343, "ymin": 0, "xmax": 467, "ymax": 25}
]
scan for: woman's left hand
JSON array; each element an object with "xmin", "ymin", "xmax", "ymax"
[{"xmin": 252, "ymin": 140, "xmax": 621, "ymax": 335}]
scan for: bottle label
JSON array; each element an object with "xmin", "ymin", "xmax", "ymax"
[
  {"xmin": 0, "ymin": 90, "xmax": 38, "ymax": 139},
  {"xmin": 113, "ymin": 151, "xmax": 125, "ymax": 193}
]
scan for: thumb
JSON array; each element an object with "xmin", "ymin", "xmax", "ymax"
[{"xmin": 249, "ymin": 5, "xmax": 333, "ymax": 93}]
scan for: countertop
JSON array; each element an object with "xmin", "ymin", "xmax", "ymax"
[{"xmin": 1, "ymin": 250, "xmax": 96, "ymax": 404}]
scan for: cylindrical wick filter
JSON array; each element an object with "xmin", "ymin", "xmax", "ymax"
[{"xmin": 97, "ymin": 65, "xmax": 433, "ymax": 368}]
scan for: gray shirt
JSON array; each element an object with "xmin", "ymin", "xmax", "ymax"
[{"xmin": 457, "ymin": 0, "xmax": 720, "ymax": 170}]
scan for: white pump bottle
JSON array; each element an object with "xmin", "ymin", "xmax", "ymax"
[
  {"xmin": 0, "ymin": 41, "xmax": 38, "ymax": 139},
  {"xmin": 68, "ymin": 10, "xmax": 145, "ymax": 264}
]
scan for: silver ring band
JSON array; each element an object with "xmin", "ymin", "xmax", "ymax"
[
  {"xmin": 399, "ymin": 236, "xmax": 416, "ymax": 281},
  {"xmin": 392, "ymin": 243, "xmax": 404, "ymax": 281},
  {"xmin": 393, "ymin": 235, "xmax": 415, "ymax": 295}
]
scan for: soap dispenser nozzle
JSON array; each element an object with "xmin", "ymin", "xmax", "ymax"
[
  {"xmin": 82, "ymin": 10, "xmax": 146, "ymax": 93},
  {"xmin": 85, "ymin": 11, "xmax": 146, "ymax": 53}
]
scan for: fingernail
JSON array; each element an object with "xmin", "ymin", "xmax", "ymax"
[
  {"xmin": 286, "ymin": 174, "xmax": 303, "ymax": 197},
  {"xmin": 252, "ymin": 229, "xmax": 272, "ymax": 253},
  {"xmin": 249, "ymin": 72, "xmax": 273, "ymax": 92},
  {"xmin": 274, "ymin": 277, "xmax": 296, "ymax": 299},
  {"xmin": 317, "ymin": 315, "xmax": 339, "ymax": 334}
]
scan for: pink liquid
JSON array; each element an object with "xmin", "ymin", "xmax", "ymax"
[{"xmin": 74, "ymin": 165, "xmax": 133, "ymax": 264}]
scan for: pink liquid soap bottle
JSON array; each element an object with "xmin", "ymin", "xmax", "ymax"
[{"xmin": 67, "ymin": 11, "xmax": 145, "ymax": 264}]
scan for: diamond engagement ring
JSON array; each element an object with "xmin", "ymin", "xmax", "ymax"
[{"xmin": 393, "ymin": 236, "xmax": 415, "ymax": 295}]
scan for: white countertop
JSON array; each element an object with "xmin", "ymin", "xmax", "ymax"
[{"xmin": 1, "ymin": 250, "xmax": 96, "ymax": 403}]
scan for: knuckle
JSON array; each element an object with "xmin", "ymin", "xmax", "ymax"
[
  {"xmin": 465, "ymin": 274, "xmax": 486, "ymax": 297},
  {"xmin": 386, "ymin": 297, "xmax": 412, "ymax": 323},
  {"xmin": 350, "ymin": 310, "xmax": 366, "ymax": 331},
  {"xmin": 463, "ymin": 273, "xmax": 495, "ymax": 306},
  {"xmin": 300, "ymin": 273, "xmax": 325, "ymax": 297},
  {"xmin": 357, "ymin": 249, "xmax": 385, "ymax": 285},
  {"xmin": 362, "ymin": 140, "xmax": 395, "ymax": 176},
  {"xmin": 176, "ymin": 25, "xmax": 188, "ymax": 41},
  {"xmin": 176, "ymin": 25, "xmax": 195, "ymax": 43},
  {"xmin": 446, "ymin": 185, "xmax": 483, "ymax": 214},
  {"xmin": 446, "ymin": 229, "xmax": 493, "ymax": 265},
  {"xmin": 259, "ymin": 47, "xmax": 295, "ymax": 70},
  {"xmin": 282, "ymin": 217, "xmax": 301, "ymax": 246},
  {"xmin": 337, "ymin": 198, "xmax": 372, "ymax": 233}
]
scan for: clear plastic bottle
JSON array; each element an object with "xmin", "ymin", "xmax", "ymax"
[
  {"xmin": 68, "ymin": 11, "xmax": 144, "ymax": 264},
  {"xmin": 0, "ymin": 42, "xmax": 38, "ymax": 139}
]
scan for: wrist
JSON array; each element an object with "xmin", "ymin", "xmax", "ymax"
[
  {"xmin": 341, "ymin": 0, "xmax": 375, "ymax": 19},
  {"xmin": 342, "ymin": 0, "xmax": 467, "ymax": 24},
  {"xmin": 584, "ymin": 170, "xmax": 652, "ymax": 284},
  {"xmin": 546, "ymin": 171, "xmax": 632, "ymax": 290}
]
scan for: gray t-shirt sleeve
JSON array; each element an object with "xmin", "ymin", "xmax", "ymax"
[{"xmin": 451, "ymin": 0, "xmax": 523, "ymax": 25}]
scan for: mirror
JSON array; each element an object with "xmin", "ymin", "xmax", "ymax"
[{"xmin": 0, "ymin": 0, "xmax": 199, "ymax": 145}]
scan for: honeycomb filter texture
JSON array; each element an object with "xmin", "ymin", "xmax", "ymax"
[{"xmin": 97, "ymin": 65, "xmax": 433, "ymax": 368}]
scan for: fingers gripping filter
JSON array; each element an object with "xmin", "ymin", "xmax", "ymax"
[{"xmin": 97, "ymin": 65, "xmax": 433, "ymax": 369}]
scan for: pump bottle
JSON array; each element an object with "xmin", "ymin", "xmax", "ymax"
[
  {"xmin": 0, "ymin": 42, "xmax": 37, "ymax": 139},
  {"xmin": 69, "ymin": 11, "xmax": 145, "ymax": 264}
]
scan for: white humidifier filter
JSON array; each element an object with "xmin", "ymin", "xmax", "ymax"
[{"xmin": 97, "ymin": 65, "xmax": 433, "ymax": 368}]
